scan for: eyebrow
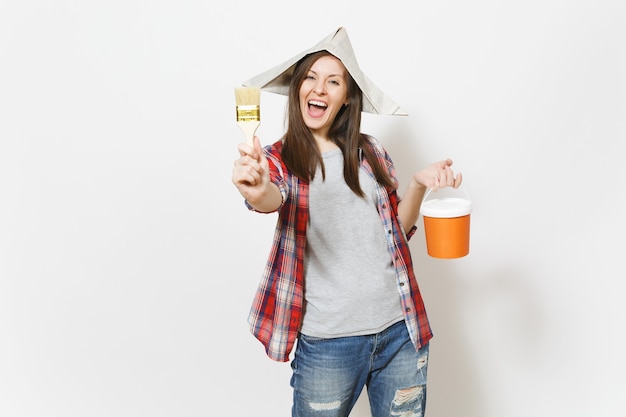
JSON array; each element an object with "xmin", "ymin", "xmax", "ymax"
[{"xmin": 308, "ymin": 69, "xmax": 345, "ymax": 78}]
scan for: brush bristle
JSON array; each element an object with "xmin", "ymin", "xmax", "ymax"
[
  {"xmin": 235, "ymin": 86, "xmax": 260, "ymax": 123},
  {"xmin": 235, "ymin": 86, "xmax": 260, "ymax": 106}
]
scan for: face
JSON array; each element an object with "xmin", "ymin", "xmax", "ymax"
[{"xmin": 299, "ymin": 55, "xmax": 349, "ymax": 137}]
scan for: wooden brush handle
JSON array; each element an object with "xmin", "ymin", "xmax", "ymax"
[{"xmin": 237, "ymin": 120, "xmax": 260, "ymax": 147}]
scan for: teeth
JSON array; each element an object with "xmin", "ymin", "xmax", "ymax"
[{"xmin": 308, "ymin": 100, "xmax": 327, "ymax": 108}]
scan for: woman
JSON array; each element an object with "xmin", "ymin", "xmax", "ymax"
[{"xmin": 232, "ymin": 28, "xmax": 462, "ymax": 417}]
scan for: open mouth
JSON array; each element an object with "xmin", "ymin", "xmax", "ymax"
[{"xmin": 307, "ymin": 100, "xmax": 328, "ymax": 116}]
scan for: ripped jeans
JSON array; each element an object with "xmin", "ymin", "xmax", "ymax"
[{"xmin": 290, "ymin": 320, "xmax": 429, "ymax": 417}]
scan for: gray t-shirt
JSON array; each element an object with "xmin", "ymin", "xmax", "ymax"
[{"xmin": 301, "ymin": 148, "xmax": 404, "ymax": 338}]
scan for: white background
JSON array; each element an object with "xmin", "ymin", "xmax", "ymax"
[{"xmin": 1, "ymin": 1, "xmax": 625, "ymax": 416}]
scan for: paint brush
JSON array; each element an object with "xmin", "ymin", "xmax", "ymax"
[{"xmin": 234, "ymin": 86, "xmax": 261, "ymax": 146}]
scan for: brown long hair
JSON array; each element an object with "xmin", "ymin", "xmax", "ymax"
[{"xmin": 281, "ymin": 51, "xmax": 396, "ymax": 197}]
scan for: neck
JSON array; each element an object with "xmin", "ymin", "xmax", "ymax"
[{"xmin": 314, "ymin": 135, "xmax": 339, "ymax": 153}]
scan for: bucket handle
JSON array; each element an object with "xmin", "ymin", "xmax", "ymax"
[{"xmin": 421, "ymin": 185, "xmax": 471, "ymax": 209}]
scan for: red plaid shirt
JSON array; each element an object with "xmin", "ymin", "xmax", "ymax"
[{"xmin": 246, "ymin": 135, "xmax": 432, "ymax": 362}]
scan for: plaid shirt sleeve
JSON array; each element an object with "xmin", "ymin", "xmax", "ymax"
[{"xmin": 245, "ymin": 140, "xmax": 308, "ymax": 362}]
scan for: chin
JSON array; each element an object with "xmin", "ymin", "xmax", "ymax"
[{"xmin": 304, "ymin": 118, "xmax": 326, "ymax": 131}]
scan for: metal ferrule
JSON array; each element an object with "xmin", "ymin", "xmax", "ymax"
[{"xmin": 236, "ymin": 105, "xmax": 260, "ymax": 122}]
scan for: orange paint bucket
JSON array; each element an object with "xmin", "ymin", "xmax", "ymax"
[{"xmin": 420, "ymin": 189, "xmax": 472, "ymax": 259}]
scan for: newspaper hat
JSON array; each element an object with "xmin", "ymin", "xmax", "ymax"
[{"xmin": 242, "ymin": 27, "xmax": 406, "ymax": 115}]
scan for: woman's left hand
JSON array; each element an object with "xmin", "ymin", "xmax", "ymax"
[{"xmin": 413, "ymin": 158, "xmax": 463, "ymax": 191}]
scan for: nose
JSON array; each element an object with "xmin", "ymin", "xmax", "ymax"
[{"xmin": 313, "ymin": 79, "xmax": 325, "ymax": 95}]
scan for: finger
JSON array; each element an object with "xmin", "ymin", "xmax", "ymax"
[
  {"xmin": 454, "ymin": 172, "xmax": 463, "ymax": 188},
  {"xmin": 235, "ymin": 165, "xmax": 262, "ymax": 186},
  {"xmin": 432, "ymin": 175, "xmax": 441, "ymax": 191},
  {"xmin": 237, "ymin": 142, "xmax": 256, "ymax": 158},
  {"xmin": 439, "ymin": 166, "xmax": 452, "ymax": 187},
  {"xmin": 253, "ymin": 135, "xmax": 268, "ymax": 162},
  {"xmin": 253, "ymin": 136, "xmax": 262, "ymax": 152},
  {"xmin": 233, "ymin": 154, "xmax": 256, "ymax": 170}
]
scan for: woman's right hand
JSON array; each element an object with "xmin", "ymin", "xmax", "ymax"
[{"xmin": 232, "ymin": 136, "xmax": 281, "ymax": 212}]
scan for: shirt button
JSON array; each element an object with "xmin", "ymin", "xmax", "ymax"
[
  {"xmin": 399, "ymin": 282, "xmax": 405, "ymax": 286},
  {"xmin": 405, "ymin": 308, "xmax": 411, "ymax": 312}
]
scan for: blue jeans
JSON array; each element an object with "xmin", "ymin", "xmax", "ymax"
[{"xmin": 290, "ymin": 321, "xmax": 429, "ymax": 417}]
